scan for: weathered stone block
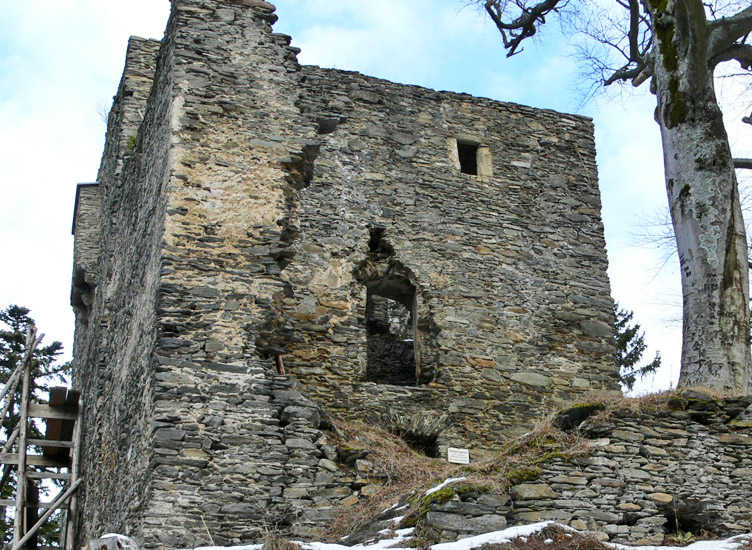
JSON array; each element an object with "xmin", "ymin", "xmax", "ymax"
[
  {"xmin": 425, "ymin": 512, "xmax": 507, "ymax": 533},
  {"xmin": 511, "ymin": 373, "xmax": 551, "ymax": 387},
  {"xmin": 510, "ymin": 483, "xmax": 557, "ymax": 500}
]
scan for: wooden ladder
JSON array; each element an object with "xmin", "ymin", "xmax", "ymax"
[{"xmin": 0, "ymin": 326, "xmax": 83, "ymax": 550}]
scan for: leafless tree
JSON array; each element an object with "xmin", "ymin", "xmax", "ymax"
[{"xmin": 477, "ymin": 0, "xmax": 752, "ymax": 392}]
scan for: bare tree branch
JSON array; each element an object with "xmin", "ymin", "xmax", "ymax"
[
  {"xmin": 710, "ymin": 42, "xmax": 752, "ymax": 67},
  {"xmin": 735, "ymin": 158, "xmax": 752, "ymax": 169},
  {"xmin": 484, "ymin": 0, "xmax": 565, "ymax": 56},
  {"xmin": 628, "ymin": 0, "xmax": 641, "ymax": 60},
  {"xmin": 708, "ymin": 5, "xmax": 752, "ymax": 60},
  {"xmin": 604, "ymin": 63, "xmax": 646, "ymax": 85}
]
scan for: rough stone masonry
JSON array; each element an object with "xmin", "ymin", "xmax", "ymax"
[{"xmin": 69, "ymin": 0, "xmax": 621, "ymax": 547}]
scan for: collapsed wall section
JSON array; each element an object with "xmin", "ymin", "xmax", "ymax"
[{"xmin": 525, "ymin": 396, "xmax": 752, "ymax": 544}]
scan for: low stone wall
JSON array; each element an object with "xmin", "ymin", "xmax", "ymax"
[
  {"xmin": 512, "ymin": 393, "xmax": 752, "ymax": 544},
  {"xmin": 362, "ymin": 392, "xmax": 752, "ymax": 546}
]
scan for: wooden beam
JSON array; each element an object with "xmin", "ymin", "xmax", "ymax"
[
  {"xmin": 65, "ymin": 396, "xmax": 83, "ymax": 550},
  {"xmin": 14, "ymin": 326, "xmax": 40, "ymax": 547},
  {"xmin": 27, "ymin": 405, "xmax": 78, "ymax": 421},
  {"xmin": 45, "ymin": 388, "xmax": 68, "ymax": 459},
  {"xmin": 0, "ymin": 454, "xmax": 70, "ymax": 468},
  {"xmin": 3, "ymin": 427, "xmax": 19, "ymax": 454},
  {"xmin": 0, "ymin": 499, "xmax": 70, "ymax": 510},
  {"xmin": 0, "ymin": 364, "xmax": 23, "ymax": 407},
  {"xmin": 64, "ymin": 390, "xmax": 80, "ymax": 409},
  {"xmin": 48, "ymin": 388, "xmax": 67, "ymax": 408},
  {"xmin": 26, "ymin": 471, "xmax": 72, "ymax": 481},
  {"xmin": 29, "ymin": 439, "xmax": 75, "ymax": 449}
]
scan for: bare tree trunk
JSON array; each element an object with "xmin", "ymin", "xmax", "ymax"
[{"xmin": 649, "ymin": 0, "xmax": 750, "ymax": 393}]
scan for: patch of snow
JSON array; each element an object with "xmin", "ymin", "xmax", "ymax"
[
  {"xmin": 609, "ymin": 534, "xmax": 752, "ymax": 550},
  {"xmin": 96, "ymin": 534, "xmax": 140, "ymax": 550},
  {"xmin": 425, "ymin": 477, "xmax": 467, "ymax": 496},
  {"xmin": 431, "ymin": 521, "xmax": 555, "ymax": 550},
  {"xmin": 301, "ymin": 527, "xmax": 414, "ymax": 550},
  {"xmin": 381, "ymin": 502, "xmax": 400, "ymax": 513},
  {"xmin": 182, "ymin": 522, "xmax": 751, "ymax": 550}
]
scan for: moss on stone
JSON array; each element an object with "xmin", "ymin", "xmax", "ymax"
[
  {"xmin": 422, "ymin": 486, "xmax": 457, "ymax": 506},
  {"xmin": 400, "ymin": 482, "xmax": 492, "ymax": 530},
  {"xmin": 506, "ymin": 467, "xmax": 542, "ymax": 484},
  {"xmin": 400, "ymin": 515, "xmax": 419, "ymax": 528},
  {"xmin": 534, "ymin": 452, "xmax": 569, "ymax": 465}
]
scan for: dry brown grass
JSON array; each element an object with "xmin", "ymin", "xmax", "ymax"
[
  {"xmin": 579, "ymin": 386, "xmax": 745, "ymax": 427},
  {"xmin": 326, "ymin": 421, "xmax": 455, "ymax": 540},
  {"xmin": 579, "ymin": 391, "xmax": 673, "ymax": 424},
  {"xmin": 461, "ymin": 414, "xmax": 592, "ymax": 492},
  {"xmin": 479, "ymin": 525, "xmax": 608, "ymax": 550},
  {"xmin": 326, "ymin": 414, "xmax": 593, "ymax": 541},
  {"xmin": 262, "ymin": 530, "xmax": 302, "ymax": 550}
]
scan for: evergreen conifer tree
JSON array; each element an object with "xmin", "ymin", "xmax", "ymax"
[
  {"xmin": 614, "ymin": 304, "xmax": 662, "ymax": 392},
  {"xmin": 0, "ymin": 305, "xmax": 70, "ymax": 547}
]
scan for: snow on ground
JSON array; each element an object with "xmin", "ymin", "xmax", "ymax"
[
  {"xmin": 609, "ymin": 537, "xmax": 752, "ymax": 550},
  {"xmin": 431, "ymin": 522, "xmax": 564, "ymax": 550},
  {"xmin": 178, "ymin": 521, "xmax": 751, "ymax": 550},
  {"xmin": 303, "ymin": 528, "xmax": 416, "ymax": 550},
  {"xmin": 424, "ymin": 477, "xmax": 467, "ymax": 496}
]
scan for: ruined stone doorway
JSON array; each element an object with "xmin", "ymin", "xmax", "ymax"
[{"xmin": 365, "ymin": 276, "xmax": 418, "ymax": 386}]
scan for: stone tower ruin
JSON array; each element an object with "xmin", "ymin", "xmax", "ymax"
[{"xmin": 70, "ymin": 0, "xmax": 620, "ymax": 546}]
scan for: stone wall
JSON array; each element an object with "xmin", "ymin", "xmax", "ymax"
[
  {"xmin": 70, "ymin": 0, "xmax": 620, "ymax": 547},
  {"xmin": 71, "ymin": 183, "xmax": 101, "ymax": 324},
  {"xmin": 71, "ymin": 34, "xmax": 163, "ymax": 545},
  {"xmin": 390, "ymin": 393, "xmax": 752, "ymax": 546},
  {"xmin": 275, "ymin": 64, "xmax": 620, "ymax": 447}
]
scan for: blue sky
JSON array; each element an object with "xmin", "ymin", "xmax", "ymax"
[{"xmin": 6, "ymin": 0, "xmax": 739, "ymax": 392}]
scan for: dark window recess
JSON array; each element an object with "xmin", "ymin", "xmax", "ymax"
[
  {"xmin": 457, "ymin": 141, "xmax": 478, "ymax": 175},
  {"xmin": 366, "ymin": 283, "xmax": 416, "ymax": 386}
]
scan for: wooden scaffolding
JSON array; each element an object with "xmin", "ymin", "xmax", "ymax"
[{"xmin": 0, "ymin": 326, "xmax": 82, "ymax": 550}]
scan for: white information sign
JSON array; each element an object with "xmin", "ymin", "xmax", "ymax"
[{"xmin": 447, "ymin": 447, "xmax": 470, "ymax": 465}]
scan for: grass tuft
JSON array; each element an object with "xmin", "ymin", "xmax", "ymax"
[
  {"xmin": 479, "ymin": 525, "xmax": 608, "ymax": 550},
  {"xmin": 262, "ymin": 530, "xmax": 301, "ymax": 550},
  {"xmin": 326, "ymin": 414, "xmax": 592, "ymax": 541},
  {"xmin": 326, "ymin": 421, "xmax": 454, "ymax": 540}
]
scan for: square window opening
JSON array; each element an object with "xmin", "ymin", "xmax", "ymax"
[{"xmin": 457, "ymin": 141, "xmax": 479, "ymax": 175}]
